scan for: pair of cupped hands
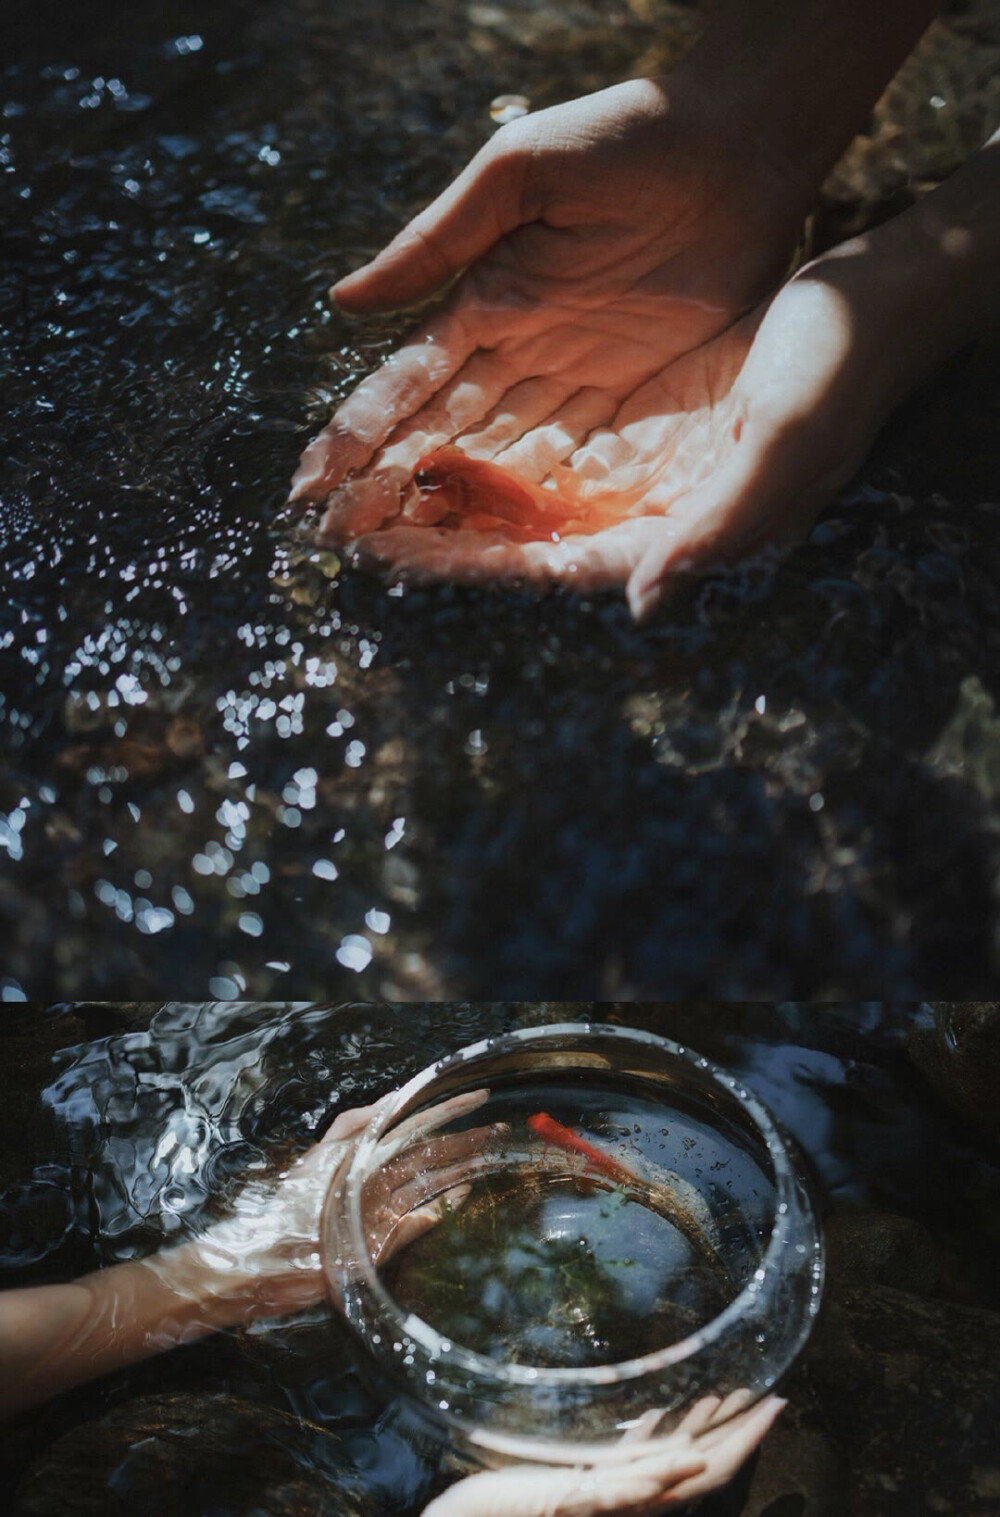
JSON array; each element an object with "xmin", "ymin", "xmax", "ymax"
[
  {"xmin": 207, "ymin": 1088, "xmax": 783, "ymax": 1516},
  {"xmin": 291, "ymin": 78, "xmax": 912, "ymax": 619}
]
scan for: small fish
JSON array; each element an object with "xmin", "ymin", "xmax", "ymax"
[
  {"xmin": 527, "ymin": 1111, "xmax": 642, "ymax": 1188},
  {"xmin": 409, "ymin": 447, "xmax": 620, "ymax": 537}
]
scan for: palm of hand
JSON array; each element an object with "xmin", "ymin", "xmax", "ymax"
[
  {"xmin": 298, "ymin": 307, "xmax": 754, "ymax": 587},
  {"xmin": 436, "ymin": 206, "xmax": 752, "ymax": 390},
  {"xmin": 292, "ymin": 213, "xmax": 757, "ymax": 520},
  {"xmin": 298, "ymin": 260, "xmax": 880, "ymax": 620}
]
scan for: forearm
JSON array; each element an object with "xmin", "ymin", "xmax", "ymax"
[
  {"xmin": 807, "ymin": 124, "xmax": 1000, "ymax": 403},
  {"xmin": 881, "ymin": 124, "xmax": 1000, "ymax": 371},
  {"xmin": 0, "ymin": 1241, "xmax": 260, "ymax": 1419},
  {"xmin": 671, "ymin": 0, "xmax": 941, "ymax": 208}
]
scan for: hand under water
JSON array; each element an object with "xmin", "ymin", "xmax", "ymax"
[
  {"xmin": 0, "ymin": 1091, "xmax": 784, "ymax": 1510},
  {"xmin": 189, "ymin": 1088, "xmax": 501, "ymax": 1318}
]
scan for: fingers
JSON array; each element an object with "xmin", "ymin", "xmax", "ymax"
[
  {"xmin": 382, "ymin": 1131, "xmax": 503, "ymax": 1221},
  {"xmin": 374, "ymin": 1182, "xmax": 472, "ymax": 1265},
  {"xmin": 365, "ymin": 1090, "xmax": 494, "ymax": 1201},
  {"xmin": 317, "ymin": 469, "xmax": 411, "ymax": 543},
  {"xmin": 419, "ymin": 1395, "xmax": 784, "ymax": 1516},
  {"xmin": 617, "ymin": 1409, "xmax": 668, "ymax": 1446},
  {"xmin": 694, "ymin": 1394, "xmax": 785, "ymax": 1457},
  {"xmin": 390, "ymin": 1087, "xmax": 492, "ymax": 1149},
  {"xmin": 623, "ymin": 356, "xmax": 875, "ymax": 623},
  {"xmin": 590, "ymin": 1448, "xmax": 709, "ymax": 1511},
  {"xmin": 420, "ymin": 1451, "xmax": 710, "ymax": 1517},
  {"xmin": 492, "ymin": 387, "xmax": 622, "ymax": 478},
  {"xmin": 455, "ymin": 377, "xmax": 584, "ymax": 467},
  {"xmin": 332, "ymin": 135, "xmax": 526, "ymax": 314},
  {"xmin": 700, "ymin": 1387, "xmax": 756, "ymax": 1428},
  {"xmin": 306, "ymin": 344, "xmax": 527, "ymax": 542},
  {"xmin": 289, "ymin": 314, "xmax": 474, "ymax": 501},
  {"xmin": 324, "ymin": 1097, "xmax": 391, "ymax": 1144},
  {"xmin": 665, "ymin": 1396, "xmax": 786, "ymax": 1504},
  {"xmin": 320, "ymin": 1088, "xmax": 493, "ymax": 1155},
  {"xmin": 623, "ymin": 426, "xmax": 798, "ymax": 622},
  {"xmin": 675, "ymin": 1395, "xmax": 724, "ymax": 1440},
  {"xmin": 373, "ymin": 1120, "xmax": 507, "ymax": 1225},
  {"xmin": 374, "ymin": 349, "xmax": 523, "ymax": 477}
]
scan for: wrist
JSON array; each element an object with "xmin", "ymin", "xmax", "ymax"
[
  {"xmin": 804, "ymin": 129, "xmax": 1000, "ymax": 406},
  {"xmin": 661, "ymin": 63, "xmax": 817, "ymax": 230},
  {"xmin": 669, "ymin": 0, "xmax": 940, "ymax": 218},
  {"xmin": 145, "ymin": 1234, "xmax": 268, "ymax": 1332}
]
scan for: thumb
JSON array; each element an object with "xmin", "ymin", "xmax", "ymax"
[{"xmin": 332, "ymin": 137, "xmax": 527, "ymax": 312}]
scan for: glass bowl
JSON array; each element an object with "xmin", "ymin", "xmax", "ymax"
[{"xmin": 321, "ymin": 1022, "xmax": 823, "ymax": 1467}]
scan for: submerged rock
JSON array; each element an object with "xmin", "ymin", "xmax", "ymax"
[
  {"xmin": 803, "ymin": 1286, "xmax": 1000, "ymax": 1515},
  {"xmin": 908, "ymin": 1002, "xmax": 1000, "ymax": 1148},
  {"xmin": 824, "ymin": 1207, "xmax": 942, "ymax": 1296},
  {"xmin": 14, "ymin": 1394, "xmax": 379, "ymax": 1517}
]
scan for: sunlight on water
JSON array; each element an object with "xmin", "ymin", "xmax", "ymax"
[{"xmin": 2, "ymin": 0, "xmax": 1000, "ymax": 1001}]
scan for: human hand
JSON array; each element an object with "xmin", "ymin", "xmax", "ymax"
[
  {"xmin": 421, "ymin": 1392, "xmax": 786, "ymax": 1516},
  {"xmin": 186, "ymin": 1089, "xmax": 499, "ymax": 1320},
  {"xmin": 290, "ymin": 76, "xmax": 806, "ymax": 511},
  {"xmin": 308, "ymin": 241, "xmax": 905, "ymax": 620},
  {"xmin": 0, "ymin": 1092, "xmax": 500, "ymax": 1420}
]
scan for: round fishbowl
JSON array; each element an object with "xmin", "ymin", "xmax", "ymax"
[{"xmin": 322, "ymin": 1023, "xmax": 823, "ymax": 1467}]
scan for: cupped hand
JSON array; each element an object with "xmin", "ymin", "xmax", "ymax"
[
  {"xmin": 420, "ymin": 1392, "xmax": 786, "ymax": 1516},
  {"xmin": 194, "ymin": 1090, "xmax": 498, "ymax": 1319},
  {"xmin": 307, "ymin": 241, "xmax": 905, "ymax": 621},
  {"xmin": 290, "ymin": 77, "xmax": 807, "ymax": 510}
]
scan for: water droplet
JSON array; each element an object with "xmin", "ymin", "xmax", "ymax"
[
  {"xmin": 336, "ymin": 934, "xmax": 372, "ymax": 972},
  {"xmin": 489, "ymin": 94, "xmax": 530, "ymax": 124}
]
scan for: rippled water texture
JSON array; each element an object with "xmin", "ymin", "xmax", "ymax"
[
  {"xmin": 3, "ymin": 1, "xmax": 1000, "ymax": 998},
  {"xmin": 2, "ymin": 1001, "xmax": 999, "ymax": 1515}
]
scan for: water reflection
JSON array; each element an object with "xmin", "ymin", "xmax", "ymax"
[{"xmin": 3, "ymin": 1, "xmax": 1000, "ymax": 998}]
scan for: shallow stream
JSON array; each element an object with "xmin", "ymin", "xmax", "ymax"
[{"xmin": 4, "ymin": 2, "xmax": 1000, "ymax": 998}]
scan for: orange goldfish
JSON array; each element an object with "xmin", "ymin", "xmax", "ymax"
[
  {"xmin": 409, "ymin": 447, "xmax": 622, "ymax": 539},
  {"xmin": 527, "ymin": 1111, "xmax": 643, "ymax": 1187}
]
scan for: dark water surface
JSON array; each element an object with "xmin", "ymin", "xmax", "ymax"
[
  {"xmin": 3, "ymin": 1, "xmax": 1000, "ymax": 999},
  {"xmin": 1, "ymin": 1001, "xmax": 999, "ymax": 1514}
]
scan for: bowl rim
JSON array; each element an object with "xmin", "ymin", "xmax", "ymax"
[{"xmin": 325, "ymin": 1020, "xmax": 823, "ymax": 1393}]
